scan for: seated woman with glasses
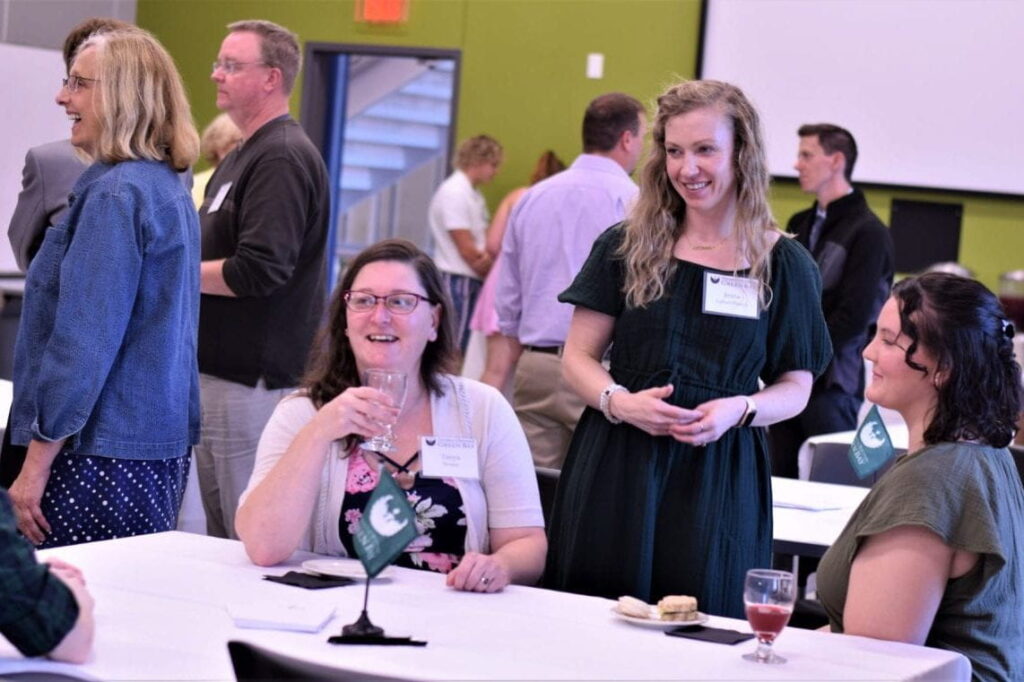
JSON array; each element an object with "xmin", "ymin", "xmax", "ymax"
[
  {"xmin": 237, "ymin": 240, "xmax": 546, "ymax": 592},
  {"xmin": 8, "ymin": 29, "xmax": 199, "ymax": 549},
  {"xmin": 816, "ymin": 272, "xmax": 1024, "ymax": 680}
]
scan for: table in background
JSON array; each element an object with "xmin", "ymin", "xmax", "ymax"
[
  {"xmin": 771, "ymin": 477, "xmax": 868, "ymax": 558},
  {"xmin": 0, "ymin": 531, "xmax": 968, "ymax": 681}
]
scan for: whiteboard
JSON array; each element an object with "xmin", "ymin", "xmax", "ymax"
[
  {"xmin": 0, "ymin": 43, "xmax": 73, "ymax": 273},
  {"xmin": 700, "ymin": 0, "xmax": 1024, "ymax": 196}
]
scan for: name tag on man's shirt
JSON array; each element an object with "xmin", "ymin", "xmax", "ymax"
[{"xmin": 208, "ymin": 182, "xmax": 232, "ymax": 213}]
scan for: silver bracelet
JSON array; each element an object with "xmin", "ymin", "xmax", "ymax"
[{"xmin": 599, "ymin": 383, "xmax": 627, "ymax": 424}]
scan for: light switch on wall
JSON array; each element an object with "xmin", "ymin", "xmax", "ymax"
[{"xmin": 586, "ymin": 53, "xmax": 604, "ymax": 79}]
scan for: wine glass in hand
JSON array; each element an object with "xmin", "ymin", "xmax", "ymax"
[
  {"xmin": 359, "ymin": 369, "xmax": 407, "ymax": 453},
  {"xmin": 742, "ymin": 568, "xmax": 796, "ymax": 664}
]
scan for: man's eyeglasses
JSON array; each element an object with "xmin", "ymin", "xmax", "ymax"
[
  {"xmin": 211, "ymin": 60, "xmax": 267, "ymax": 75},
  {"xmin": 343, "ymin": 291, "xmax": 435, "ymax": 315},
  {"xmin": 61, "ymin": 75, "xmax": 99, "ymax": 93}
]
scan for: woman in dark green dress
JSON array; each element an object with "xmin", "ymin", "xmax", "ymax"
[{"xmin": 544, "ymin": 80, "xmax": 831, "ymax": 618}]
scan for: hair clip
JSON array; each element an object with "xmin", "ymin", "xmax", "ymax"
[{"xmin": 1001, "ymin": 319, "xmax": 1015, "ymax": 339}]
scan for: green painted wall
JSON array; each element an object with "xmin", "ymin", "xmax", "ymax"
[{"xmin": 137, "ymin": 0, "xmax": 1022, "ymax": 290}]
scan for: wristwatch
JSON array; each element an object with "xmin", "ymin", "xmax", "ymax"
[{"xmin": 738, "ymin": 396, "xmax": 757, "ymax": 428}]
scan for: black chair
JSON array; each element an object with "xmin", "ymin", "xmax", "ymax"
[
  {"xmin": 228, "ymin": 641, "xmax": 417, "ymax": 682},
  {"xmin": 535, "ymin": 466, "xmax": 560, "ymax": 525},
  {"xmin": 807, "ymin": 441, "xmax": 900, "ymax": 488}
]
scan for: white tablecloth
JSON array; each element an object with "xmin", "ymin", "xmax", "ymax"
[{"xmin": 0, "ymin": 531, "xmax": 969, "ymax": 681}]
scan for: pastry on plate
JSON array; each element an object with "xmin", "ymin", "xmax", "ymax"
[
  {"xmin": 656, "ymin": 595, "xmax": 699, "ymax": 621},
  {"xmin": 617, "ymin": 595, "xmax": 653, "ymax": 619}
]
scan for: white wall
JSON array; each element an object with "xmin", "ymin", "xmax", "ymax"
[{"xmin": 702, "ymin": 0, "xmax": 1024, "ymax": 196}]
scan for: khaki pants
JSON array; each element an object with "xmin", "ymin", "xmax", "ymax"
[
  {"xmin": 195, "ymin": 374, "xmax": 291, "ymax": 539},
  {"xmin": 513, "ymin": 350, "xmax": 585, "ymax": 469}
]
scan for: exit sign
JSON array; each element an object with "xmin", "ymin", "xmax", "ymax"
[{"xmin": 356, "ymin": 0, "xmax": 409, "ymax": 24}]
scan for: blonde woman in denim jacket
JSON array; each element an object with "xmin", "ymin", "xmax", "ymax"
[{"xmin": 8, "ymin": 29, "xmax": 200, "ymax": 549}]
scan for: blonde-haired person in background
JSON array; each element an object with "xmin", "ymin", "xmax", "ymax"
[
  {"xmin": 544, "ymin": 80, "xmax": 831, "ymax": 617},
  {"xmin": 428, "ymin": 134, "xmax": 503, "ymax": 360},
  {"xmin": 8, "ymin": 29, "xmax": 201, "ymax": 549},
  {"xmin": 469, "ymin": 150, "xmax": 566, "ymax": 395},
  {"xmin": 192, "ymin": 113, "xmax": 242, "ymax": 208}
]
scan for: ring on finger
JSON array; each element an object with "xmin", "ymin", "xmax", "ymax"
[{"xmin": 480, "ymin": 576, "xmax": 491, "ymax": 586}]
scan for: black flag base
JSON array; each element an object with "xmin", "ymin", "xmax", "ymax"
[
  {"xmin": 341, "ymin": 609, "xmax": 384, "ymax": 638},
  {"xmin": 327, "ymin": 576, "xmax": 427, "ymax": 646}
]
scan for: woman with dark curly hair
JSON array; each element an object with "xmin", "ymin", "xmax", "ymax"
[
  {"xmin": 817, "ymin": 272, "xmax": 1024, "ymax": 681},
  {"xmin": 236, "ymin": 239, "xmax": 545, "ymax": 593}
]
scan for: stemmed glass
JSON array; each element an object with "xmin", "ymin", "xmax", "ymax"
[
  {"xmin": 359, "ymin": 369, "xmax": 407, "ymax": 453},
  {"xmin": 742, "ymin": 568, "xmax": 796, "ymax": 664}
]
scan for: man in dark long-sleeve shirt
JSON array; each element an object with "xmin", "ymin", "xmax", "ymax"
[
  {"xmin": 196, "ymin": 20, "xmax": 329, "ymax": 539},
  {"xmin": 0, "ymin": 490, "xmax": 93, "ymax": 661},
  {"xmin": 769, "ymin": 124, "xmax": 893, "ymax": 478}
]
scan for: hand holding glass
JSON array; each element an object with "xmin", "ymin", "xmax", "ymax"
[
  {"xmin": 742, "ymin": 568, "xmax": 796, "ymax": 664},
  {"xmin": 359, "ymin": 369, "xmax": 407, "ymax": 453}
]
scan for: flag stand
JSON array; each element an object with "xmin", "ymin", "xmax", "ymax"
[
  {"xmin": 341, "ymin": 577, "xmax": 384, "ymax": 637},
  {"xmin": 329, "ymin": 466, "xmax": 426, "ymax": 645}
]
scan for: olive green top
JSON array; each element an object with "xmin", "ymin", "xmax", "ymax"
[{"xmin": 817, "ymin": 442, "xmax": 1024, "ymax": 681}]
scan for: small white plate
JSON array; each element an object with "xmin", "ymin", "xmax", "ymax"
[
  {"xmin": 302, "ymin": 558, "xmax": 394, "ymax": 580},
  {"xmin": 611, "ymin": 605, "xmax": 709, "ymax": 629}
]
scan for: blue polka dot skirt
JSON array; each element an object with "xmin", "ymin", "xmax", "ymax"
[{"xmin": 37, "ymin": 451, "xmax": 190, "ymax": 549}]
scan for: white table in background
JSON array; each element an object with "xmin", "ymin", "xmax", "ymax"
[
  {"xmin": 0, "ymin": 531, "xmax": 968, "ymax": 681},
  {"xmin": 771, "ymin": 476, "xmax": 868, "ymax": 558}
]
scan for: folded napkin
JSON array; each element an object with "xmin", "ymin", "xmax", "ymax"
[
  {"xmin": 328, "ymin": 634, "xmax": 427, "ymax": 646},
  {"xmin": 264, "ymin": 571, "xmax": 355, "ymax": 589},
  {"xmin": 665, "ymin": 625, "xmax": 755, "ymax": 645},
  {"xmin": 227, "ymin": 600, "xmax": 336, "ymax": 633}
]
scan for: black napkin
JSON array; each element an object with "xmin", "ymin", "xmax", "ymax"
[
  {"xmin": 328, "ymin": 634, "xmax": 427, "ymax": 647},
  {"xmin": 665, "ymin": 625, "xmax": 755, "ymax": 645},
  {"xmin": 264, "ymin": 571, "xmax": 355, "ymax": 589}
]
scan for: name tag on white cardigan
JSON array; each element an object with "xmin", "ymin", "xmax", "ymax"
[{"xmin": 421, "ymin": 436, "xmax": 480, "ymax": 479}]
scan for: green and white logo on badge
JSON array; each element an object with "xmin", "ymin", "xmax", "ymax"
[{"xmin": 847, "ymin": 404, "xmax": 896, "ymax": 479}]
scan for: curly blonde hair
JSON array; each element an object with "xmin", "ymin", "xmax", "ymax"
[
  {"xmin": 621, "ymin": 80, "xmax": 777, "ymax": 308},
  {"xmin": 455, "ymin": 135, "xmax": 503, "ymax": 170}
]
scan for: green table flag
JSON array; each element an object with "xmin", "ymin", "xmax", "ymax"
[
  {"xmin": 353, "ymin": 471, "xmax": 418, "ymax": 578},
  {"xmin": 847, "ymin": 404, "xmax": 896, "ymax": 479}
]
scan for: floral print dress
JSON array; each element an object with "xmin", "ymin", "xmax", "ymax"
[{"xmin": 338, "ymin": 451, "xmax": 467, "ymax": 573}]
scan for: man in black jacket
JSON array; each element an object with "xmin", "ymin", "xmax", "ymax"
[{"xmin": 769, "ymin": 124, "xmax": 893, "ymax": 478}]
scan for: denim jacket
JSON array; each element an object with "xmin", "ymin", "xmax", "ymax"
[{"xmin": 11, "ymin": 160, "xmax": 200, "ymax": 460}]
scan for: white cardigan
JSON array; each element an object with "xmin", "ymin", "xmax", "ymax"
[{"xmin": 240, "ymin": 375, "xmax": 544, "ymax": 557}]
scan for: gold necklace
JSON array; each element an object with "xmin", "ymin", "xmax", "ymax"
[{"xmin": 684, "ymin": 232, "xmax": 731, "ymax": 251}]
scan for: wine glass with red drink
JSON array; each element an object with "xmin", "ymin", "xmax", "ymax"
[{"xmin": 742, "ymin": 569, "xmax": 796, "ymax": 664}]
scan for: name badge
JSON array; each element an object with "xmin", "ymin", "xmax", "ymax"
[
  {"xmin": 207, "ymin": 181, "xmax": 232, "ymax": 213},
  {"xmin": 702, "ymin": 271, "xmax": 759, "ymax": 319},
  {"xmin": 420, "ymin": 436, "xmax": 480, "ymax": 480}
]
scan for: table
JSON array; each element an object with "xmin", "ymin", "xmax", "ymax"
[
  {"xmin": 771, "ymin": 477, "xmax": 868, "ymax": 558},
  {"xmin": 0, "ymin": 531, "xmax": 968, "ymax": 681}
]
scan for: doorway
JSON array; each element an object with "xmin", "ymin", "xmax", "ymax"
[{"xmin": 301, "ymin": 43, "xmax": 461, "ymax": 291}]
